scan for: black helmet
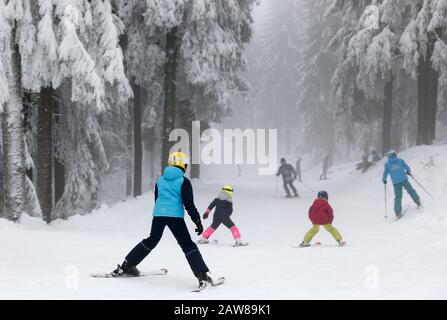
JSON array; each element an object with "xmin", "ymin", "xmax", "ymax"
[
  {"xmin": 280, "ymin": 158, "xmax": 286, "ymax": 164},
  {"xmin": 318, "ymin": 191, "xmax": 328, "ymax": 200}
]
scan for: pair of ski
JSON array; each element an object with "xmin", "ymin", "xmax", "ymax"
[
  {"xmin": 388, "ymin": 204, "xmax": 423, "ymax": 223},
  {"xmin": 90, "ymin": 268, "xmax": 168, "ymax": 278},
  {"xmin": 292, "ymin": 241, "xmax": 347, "ymax": 248},
  {"xmin": 198, "ymin": 239, "xmax": 249, "ymax": 247},
  {"xmin": 90, "ymin": 268, "xmax": 225, "ymax": 292},
  {"xmin": 191, "ymin": 277, "xmax": 226, "ymax": 293}
]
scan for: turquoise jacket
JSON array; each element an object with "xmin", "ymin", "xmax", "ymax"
[
  {"xmin": 153, "ymin": 166, "xmax": 200, "ymax": 221},
  {"xmin": 383, "ymin": 155, "xmax": 411, "ymax": 185}
]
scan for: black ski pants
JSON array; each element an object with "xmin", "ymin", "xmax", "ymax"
[
  {"xmin": 125, "ymin": 217, "xmax": 209, "ymax": 275},
  {"xmin": 283, "ymin": 180, "xmax": 298, "ymax": 197}
]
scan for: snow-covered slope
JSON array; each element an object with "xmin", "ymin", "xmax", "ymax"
[{"xmin": 1, "ymin": 145, "xmax": 446, "ymax": 299}]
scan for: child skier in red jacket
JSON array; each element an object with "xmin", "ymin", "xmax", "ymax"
[{"xmin": 299, "ymin": 191, "xmax": 345, "ymax": 247}]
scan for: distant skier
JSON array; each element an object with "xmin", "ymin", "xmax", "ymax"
[
  {"xmin": 370, "ymin": 150, "xmax": 381, "ymax": 164},
  {"xmin": 355, "ymin": 153, "xmax": 370, "ymax": 172},
  {"xmin": 299, "ymin": 191, "xmax": 344, "ymax": 247},
  {"xmin": 276, "ymin": 158, "xmax": 299, "ymax": 198},
  {"xmin": 197, "ymin": 185, "xmax": 245, "ymax": 246},
  {"xmin": 382, "ymin": 149, "xmax": 421, "ymax": 218},
  {"xmin": 319, "ymin": 155, "xmax": 330, "ymax": 180},
  {"xmin": 295, "ymin": 157, "xmax": 302, "ymax": 182},
  {"xmin": 112, "ymin": 152, "xmax": 214, "ymax": 287}
]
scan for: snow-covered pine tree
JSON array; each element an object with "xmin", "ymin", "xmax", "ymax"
[
  {"xmin": 318, "ymin": 0, "xmax": 446, "ymax": 157},
  {"xmin": 328, "ymin": 0, "xmax": 382, "ymax": 159},
  {"xmin": 1, "ymin": 0, "xmax": 61, "ymax": 222},
  {"xmin": 119, "ymin": 0, "xmax": 255, "ymax": 178},
  {"xmin": 118, "ymin": 0, "xmax": 165, "ymax": 195},
  {"xmin": 0, "ymin": 0, "xmax": 56, "ymax": 221},
  {"xmin": 181, "ymin": 0, "xmax": 254, "ymax": 115},
  {"xmin": 333, "ymin": 0, "xmax": 411, "ymax": 155},
  {"xmin": 0, "ymin": 0, "xmax": 129, "ymax": 222},
  {"xmin": 53, "ymin": 1, "xmax": 131, "ymax": 218},
  {"xmin": 25, "ymin": 0, "xmax": 60, "ymax": 223},
  {"xmin": 256, "ymin": 0, "xmax": 303, "ymax": 154},
  {"xmin": 177, "ymin": 0, "xmax": 255, "ymax": 178},
  {"xmin": 431, "ymin": 0, "xmax": 447, "ymax": 140},
  {"xmin": 0, "ymin": 0, "xmax": 8, "ymax": 218},
  {"xmin": 298, "ymin": 0, "xmax": 340, "ymax": 160},
  {"xmin": 400, "ymin": 0, "xmax": 445, "ymax": 145}
]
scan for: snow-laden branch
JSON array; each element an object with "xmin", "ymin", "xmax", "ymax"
[{"xmin": 59, "ymin": 5, "xmax": 105, "ymax": 111}]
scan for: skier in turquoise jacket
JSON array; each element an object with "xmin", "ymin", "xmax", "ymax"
[
  {"xmin": 382, "ymin": 149, "xmax": 421, "ymax": 218},
  {"xmin": 112, "ymin": 152, "xmax": 214, "ymax": 288}
]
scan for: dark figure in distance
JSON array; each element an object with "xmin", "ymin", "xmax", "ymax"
[
  {"xmin": 277, "ymin": 158, "xmax": 299, "ymax": 198},
  {"xmin": 319, "ymin": 155, "xmax": 330, "ymax": 180}
]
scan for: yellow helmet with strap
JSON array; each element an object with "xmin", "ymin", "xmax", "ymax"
[
  {"xmin": 168, "ymin": 152, "xmax": 189, "ymax": 171},
  {"xmin": 222, "ymin": 185, "xmax": 234, "ymax": 196}
]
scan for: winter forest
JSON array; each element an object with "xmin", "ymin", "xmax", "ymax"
[
  {"xmin": 1, "ymin": 0, "xmax": 447, "ymax": 300},
  {"xmin": 1, "ymin": 0, "xmax": 445, "ymax": 224}
]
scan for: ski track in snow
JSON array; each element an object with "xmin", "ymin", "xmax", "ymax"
[{"xmin": 1, "ymin": 145, "xmax": 447, "ymax": 299}]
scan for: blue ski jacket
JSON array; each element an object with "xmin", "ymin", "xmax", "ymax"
[
  {"xmin": 153, "ymin": 166, "xmax": 200, "ymax": 222},
  {"xmin": 383, "ymin": 156, "xmax": 411, "ymax": 185}
]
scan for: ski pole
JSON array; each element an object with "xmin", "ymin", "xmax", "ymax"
[
  {"xmin": 384, "ymin": 184, "xmax": 388, "ymax": 219},
  {"xmin": 409, "ymin": 174, "xmax": 435, "ymax": 200},
  {"xmin": 275, "ymin": 176, "xmax": 279, "ymax": 198}
]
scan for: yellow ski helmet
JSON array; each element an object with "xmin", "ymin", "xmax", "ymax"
[
  {"xmin": 168, "ymin": 152, "xmax": 189, "ymax": 171},
  {"xmin": 222, "ymin": 185, "xmax": 234, "ymax": 196}
]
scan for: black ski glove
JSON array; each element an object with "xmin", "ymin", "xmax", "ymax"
[{"xmin": 194, "ymin": 220, "xmax": 204, "ymax": 236}]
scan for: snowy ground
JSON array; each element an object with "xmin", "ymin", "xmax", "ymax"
[{"xmin": 1, "ymin": 145, "xmax": 447, "ymax": 299}]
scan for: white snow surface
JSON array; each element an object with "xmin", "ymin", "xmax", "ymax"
[{"xmin": 1, "ymin": 145, "xmax": 447, "ymax": 299}]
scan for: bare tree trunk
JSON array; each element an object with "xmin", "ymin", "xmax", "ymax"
[
  {"xmin": 149, "ymin": 149, "xmax": 155, "ymax": 186},
  {"xmin": 126, "ymin": 99, "xmax": 133, "ymax": 197},
  {"xmin": 417, "ymin": 31, "xmax": 438, "ymax": 146},
  {"xmin": 0, "ymin": 130, "xmax": 3, "ymax": 218},
  {"xmin": 23, "ymin": 92, "xmax": 33, "ymax": 181},
  {"xmin": 2, "ymin": 27, "xmax": 25, "ymax": 222},
  {"xmin": 54, "ymin": 157, "xmax": 64, "ymax": 203},
  {"xmin": 427, "ymin": 31, "xmax": 440, "ymax": 144},
  {"xmin": 161, "ymin": 26, "xmax": 179, "ymax": 171},
  {"xmin": 53, "ymin": 97, "xmax": 65, "ymax": 204},
  {"xmin": 37, "ymin": 87, "xmax": 54, "ymax": 223},
  {"xmin": 143, "ymin": 127, "xmax": 156, "ymax": 189},
  {"xmin": 382, "ymin": 77, "xmax": 393, "ymax": 153},
  {"xmin": 428, "ymin": 65, "xmax": 438, "ymax": 144},
  {"xmin": 133, "ymin": 80, "xmax": 142, "ymax": 197},
  {"xmin": 417, "ymin": 53, "xmax": 430, "ymax": 145}
]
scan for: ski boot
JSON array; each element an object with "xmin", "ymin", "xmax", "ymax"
[
  {"xmin": 234, "ymin": 238, "xmax": 244, "ymax": 247},
  {"xmin": 337, "ymin": 240, "xmax": 346, "ymax": 247},
  {"xmin": 112, "ymin": 260, "xmax": 140, "ymax": 277},
  {"xmin": 417, "ymin": 201, "xmax": 423, "ymax": 209},
  {"xmin": 285, "ymin": 194, "xmax": 293, "ymax": 198},
  {"xmin": 197, "ymin": 237, "xmax": 210, "ymax": 244},
  {"xmin": 196, "ymin": 272, "xmax": 214, "ymax": 288},
  {"xmin": 298, "ymin": 241, "xmax": 311, "ymax": 248}
]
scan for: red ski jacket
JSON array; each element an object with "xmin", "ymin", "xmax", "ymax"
[{"xmin": 308, "ymin": 198, "xmax": 334, "ymax": 225}]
